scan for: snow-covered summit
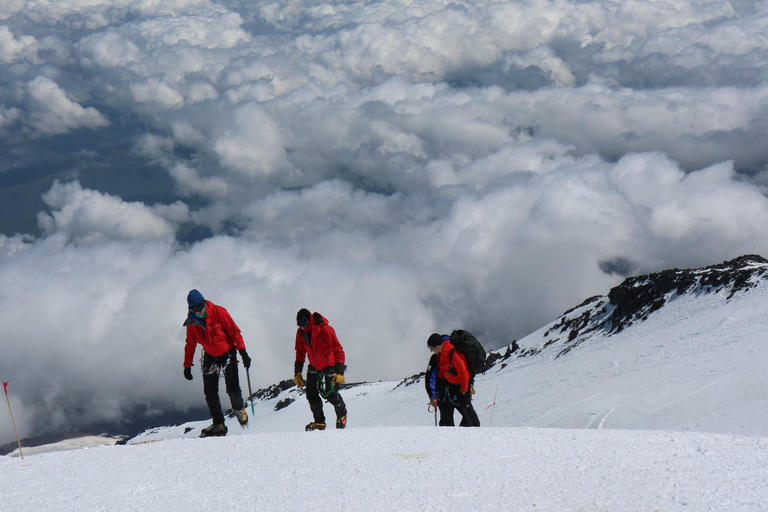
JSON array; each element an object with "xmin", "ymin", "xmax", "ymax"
[{"xmin": 496, "ymin": 254, "xmax": 768, "ymax": 361}]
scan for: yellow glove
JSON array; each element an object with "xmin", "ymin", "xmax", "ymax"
[
  {"xmin": 332, "ymin": 373, "xmax": 345, "ymax": 386},
  {"xmin": 294, "ymin": 373, "xmax": 305, "ymax": 387}
]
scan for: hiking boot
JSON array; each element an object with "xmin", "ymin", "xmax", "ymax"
[
  {"xmin": 336, "ymin": 415, "xmax": 347, "ymax": 429},
  {"xmin": 235, "ymin": 408, "xmax": 248, "ymax": 426},
  {"xmin": 305, "ymin": 422, "xmax": 326, "ymax": 431},
  {"xmin": 200, "ymin": 423, "xmax": 228, "ymax": 437}
]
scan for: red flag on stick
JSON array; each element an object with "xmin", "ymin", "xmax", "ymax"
[{"xmin": 3, "ymin": 381, "xmax": 24, "ymax": 459}]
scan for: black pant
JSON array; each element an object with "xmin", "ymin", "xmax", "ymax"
[
  {"xmin": 437, "ymin": 401, "xmax": 456, "ymax": 426},
  {"xmin": 305, "ymin": 366, "xmax": 346, "ymax": 424},
  {"xmin": 447, "ymin": 383, "xmax": 480, "ymax": 427},
  {"xmin": 201, "ymin": 351, "xmax": 244, "ymax": 425}
]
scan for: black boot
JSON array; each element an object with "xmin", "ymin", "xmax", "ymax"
[{"xmin": 200, "ymin": 423, "xmax": 228, "ymax": 437}]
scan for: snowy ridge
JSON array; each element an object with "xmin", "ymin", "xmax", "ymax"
[
  {"xmin": 494, "ymin": 254, "xmax": 768, "ymax": 360},
  {"xmin": 116, "ymin": 255, "xmax": 768, "ymax": 445}
]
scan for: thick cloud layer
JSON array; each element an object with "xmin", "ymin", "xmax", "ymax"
[{"xmin": 2, "ymin": 0, "xmax": 768, "ymax": 443}]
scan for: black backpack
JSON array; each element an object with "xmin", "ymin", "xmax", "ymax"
[{"xmin": 449, "ymin": 329, "xmax": 486, "ymax": 375}]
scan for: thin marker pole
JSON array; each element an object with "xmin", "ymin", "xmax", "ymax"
[
  {"xmin": 3, "ymin": 382, "xmax": 23, "ymax": 459},
  {"xmin": 489, "ymin": 385, "xmax": 499, "ymax": 427}
]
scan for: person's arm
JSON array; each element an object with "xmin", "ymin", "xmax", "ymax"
[
  {"xmin": 295, "ymin": 330, "xmax": 307, "ymax": 369},
  {"xmin": 325, "ymin": 325, "xmax": 345, "ymax": 369},
  {"xmin": 219, "ymin": 307, "xmax": 245, "ymax": 351},
  {"xmin": 183, "ymin": 330, "xmax": 197, "ymax": 368},
  {"xmin": 426, "ymin": 364, "xmax": 438, "ymax": 399}
]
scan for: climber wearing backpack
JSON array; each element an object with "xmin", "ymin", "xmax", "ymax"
[
  {"xmin": 294, "ymin": 308, "xmax": 347, "ymax": 431},
  {"xmin": 427, "ymin": 332, "xmax": 481, "ymax": 427},
  {"xmin": 425, "ymin": 352, "xmax": 457, "ymax": 426}
]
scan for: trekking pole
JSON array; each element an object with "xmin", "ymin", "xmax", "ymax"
[
  {"xmin": 3, "ymin": 382, "xmax": 23, "ymax": 460},
  {"xmin": 245, "ymin": 368, "xmax": 255, "ymax": 415}
]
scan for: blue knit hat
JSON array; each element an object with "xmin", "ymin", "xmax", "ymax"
[{"xmin": 187, "ymin": 289, "xmax": 205, "ymax": 307}]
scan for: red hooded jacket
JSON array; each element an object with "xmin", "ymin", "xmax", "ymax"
[
  {"xmin": 437, "ymin": 339, "xmax": 471, "ymax": 393},
  {"xmin": 295, "ymin": 312, "xmax": 345, "ymax": 372},
  {"xmin": 184, "ymin": 301, "xmax": 245, "ymax": 367}
]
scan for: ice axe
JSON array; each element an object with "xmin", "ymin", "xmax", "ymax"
[
  {"xmin": 428, "ymin": 402, "xmax": 437, "ymax": 426},
  {"xmin": 245, "ymin": 367, "xmax": 255, "ymax": 415}
]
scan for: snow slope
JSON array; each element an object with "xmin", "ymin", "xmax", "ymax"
[
  {"xmin": 2, "ymin": 427, "xmax": 766, "ymax": 511},
  {"xmin": 2, "ymin": 259, "xmax": 768, "ymax": 510}
]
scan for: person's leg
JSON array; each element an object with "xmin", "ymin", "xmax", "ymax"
[
  {"xmin": 201, "ymin": 353, "xmax": 225, "ymax": 425},
  {"xmin": 322, "ymin": 372, "xmax": 347, "ymax": 426},
  {"xmin": 305, "ymin": 368, "xmax": 325, "ymax": 423},
  {"xmin": 456, "ymin": 400, "xmax": 481, "ymax": 427},
  {"xmin": 446, "ymin": 382, "xmax": 479, "ymax": 427},
  {"xmin": 224, "ymin": 352, "xmax": 244, "ymax": 411},
  {"xmin": 437, "ymin": 401, "xmax": 455, "ymax": 426}
]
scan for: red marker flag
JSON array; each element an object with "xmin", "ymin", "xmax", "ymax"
[{"xmin": 3, "ymin": 381, "xmax": 24, "ymax": 459}]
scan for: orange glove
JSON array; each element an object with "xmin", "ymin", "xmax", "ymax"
[
  {"xmin": 332, "ymin": 373, "xmax": 345, "ymax": 386},
  {"xmin": 294, "ymin": 373, "xmax": 305, "ymax": 387}
]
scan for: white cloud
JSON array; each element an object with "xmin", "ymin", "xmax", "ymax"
[
  {"xmin": 76, "ymin": 30, "xmax": 141, "ymax": 68},
  {"xmin": 133, "ymin": 10, "xmax": 249, "ymax": 49},
  {"xmin": 0, "ymin": 104, "xmax": 20, "ymax": 129},
  {"xmin": 24, "ymin": 75, "xmax": 109, "ymax": 135},
  {"xmin": 0, "ymin": 233, "xmax": 34, "ymax": 265},
  {"xmin": 130, "ymin": 78, "xmax": 185, "ymax": 108},
  {"xmin": 212, "ymin": 103, "xmax": 291, "ymax": 179},
  {"xmin": 169, "ymin": 162, "xmax": 230, "ymax": 199},
  {"xmin": 0, "ymin": 24, "xmax": 37, "ymax": 63},
  {"xmin": 37, "ymin": 180, "xmax": 188, "ymax": 244}
]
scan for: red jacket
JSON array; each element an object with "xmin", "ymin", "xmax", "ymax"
[
  {"xmin": 295, "ymin": 312, "xmax": 345, "ymax": 372},
  {"xmin": 184, "ymin": 301, "xmax": 245, "ymax": 367},
  {"xmin": 438, "ymin": 339, "xmax": 471, "ymax": 393}
]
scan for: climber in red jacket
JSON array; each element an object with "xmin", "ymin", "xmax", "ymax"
[
  {"xmin": 293, "ymin": 308, "xmax": 347, "ymax": 431},
  {"xmin": 183, "ymin": 289, "xmax": 252, "ymax": 437},
  {"xmin": 427, "ymin": 333, "xmax": 480, "ymax": 427}
]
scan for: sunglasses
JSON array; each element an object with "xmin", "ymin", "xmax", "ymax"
[
  {"xmin": 189, "ymin": 303, "xmax": 205, "ymax": 314},
  {"xmin": 297, "ymin": 317, "xmax": 310, "ymax": 328}
]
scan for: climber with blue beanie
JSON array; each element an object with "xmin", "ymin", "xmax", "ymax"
[{"xmin": 183, "ymin": 289, "xmax": 252, "ymax": 437}]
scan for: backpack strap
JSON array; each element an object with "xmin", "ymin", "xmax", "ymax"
[{"xmin": 447, "ymin": 347, "xmax": 458, "ymax": 376}]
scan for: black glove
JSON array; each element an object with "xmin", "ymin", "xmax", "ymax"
[
  {"xmin": 239, "ymin": 349, "xmax": 252, "ymax": 369},
  {"xmin": 183, "ymin": 367, "xmax": 193, "ymax": 381}
]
